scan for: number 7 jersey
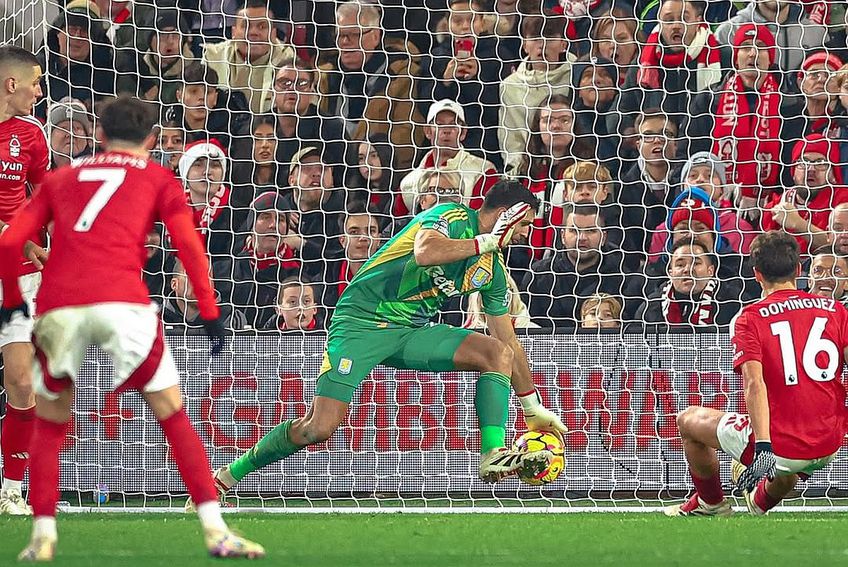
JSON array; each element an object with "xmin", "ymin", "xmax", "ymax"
[
  {"xmin": 0, "ymin": 151, "xmax": 217, "ymax": 318},
  {"xmin": 731, "ymin": 289, "xmax": 848, "ymax": 460}
]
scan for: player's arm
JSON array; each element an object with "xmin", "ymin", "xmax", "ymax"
[
  {"xmin": 488, "ymin": 313, "xmax": 568, "ymax": 435},
  {"xmin": 413, "ymin": 202, "xmax": 531, "ymax": 266},
  {"xmin": 740, "ymin": 360, "xmax": 771, "ymax": 443}
]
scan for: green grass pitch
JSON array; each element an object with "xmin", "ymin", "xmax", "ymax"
[{"xmin": 3, "ymin": 512, "xmax": 848, "ymax": 566}]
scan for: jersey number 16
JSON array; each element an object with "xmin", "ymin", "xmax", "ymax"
[{"xmin": 770, "ymin": 317, "xmax": 838, "ymax": 385}]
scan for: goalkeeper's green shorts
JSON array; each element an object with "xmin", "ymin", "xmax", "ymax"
[{"xmin": 315, "ymin": 320, "xmax": 473, "ymax": 403}]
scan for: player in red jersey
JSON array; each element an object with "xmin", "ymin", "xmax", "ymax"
[
  {"xmin": 665, "ymin": 231, "xmax": 848, "ymax": 517},
  {"xmin": 0, "ymin": 45, "xmax": 50, "ymax": 516},
  {"xmin": 0, "ymin": 96, "xmax": 264, "ymax": 560}
]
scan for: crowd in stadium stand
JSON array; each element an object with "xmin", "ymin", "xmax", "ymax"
[{"xmin": 34, "ymin": 0, "xmax": 848, "ymax": 331}]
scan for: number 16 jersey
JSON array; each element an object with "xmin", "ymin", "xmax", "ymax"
[{"xmin": 731, "ymin": 289, "xmax": 848, "ymax": 459}]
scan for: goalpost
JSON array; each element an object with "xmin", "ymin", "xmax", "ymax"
[{"xmin": 2, "ymin": 0, "xmax": 847, "ymax": 513}]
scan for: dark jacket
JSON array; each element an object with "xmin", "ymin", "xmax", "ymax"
[
  {"xmin": 164, "ymin": 88, "xmax": 250, "ymax": 152},
  {"xmin": 161, "ymin": 294, "xmax": 247, "ymax": 330},
  {"xmin": 521, "ymin": 247, "xmax": 631, "ymax": 328},
  {"xmin": 274, "ymin": 104, "xmax": 348, "ymax": 187}
]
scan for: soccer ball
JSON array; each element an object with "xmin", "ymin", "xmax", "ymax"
[{"xmin": 512, "ymin": 430, "xmax": 566, "ymax": 486}]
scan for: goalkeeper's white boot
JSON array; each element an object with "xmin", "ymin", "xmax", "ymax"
[
  {"xmin": 0, "ymin": 488, "xmax": 32, "ymax": 516},
  {"xmin": 17, "ymin": 536, "xmax": 56, "ymax": 562},
  {"xmin": 185, "ymin": 467, "xmax": 234, "ymax": 512},
  {"xmin": 205, "ymin": 528, "xmax": 265, "ymax": 559},
  {"xmin": 478, "ymin": 447, "xmax": 553, "ymax": 484},
  {"xmin": 664, "ymin": 494, "xmax": 733, "ymax": 517},
  {"xmin": 731, "ymin": 460, "xmax": 767, "ymax": 515}
]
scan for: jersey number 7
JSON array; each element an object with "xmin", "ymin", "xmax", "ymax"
[
  {"xmin": 73, "ymin": 168, "xmax": 127, "ymax": 232},
  {"xmin": 770, "ymin": 317, "xmax": 838, "ymax": 386}
]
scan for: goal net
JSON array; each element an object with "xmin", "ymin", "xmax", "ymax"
[{"xmin": 1, "ymin": 0, "xmax": 848, "ymax": 511}]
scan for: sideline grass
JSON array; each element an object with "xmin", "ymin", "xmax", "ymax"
[{"xmin": 3, "ymin": 512, "xmax": 848, "ymax": 566}]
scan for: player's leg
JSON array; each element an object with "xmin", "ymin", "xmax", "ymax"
[
  {"xmin": 0, "ymin": 342, "xmax": 35, "ymax": 515},
  {"xmin": 735, "ymin": 472, "xmax": 797, "ymax": 515},
  {"xmin": 664, "ymin": 406, "xmax": 733, "ymax": 517}
]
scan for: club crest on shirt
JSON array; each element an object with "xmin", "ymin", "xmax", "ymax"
[
  {"xmin": 470, "ymin": 267, "xmax": 491, "ymax": 288},
  {"xmin": 9, "ymin": 134, "xmax": 20, "ymax": 158},
  {"xmin": 432, "ymin": 217, "xmax": 450, "ymax": 237},
  {"xmin": 339, "ymin": 358, "xmax": 353, "ymax": 375}
]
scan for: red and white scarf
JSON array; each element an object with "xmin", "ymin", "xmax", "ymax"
[
  {"xmin": 188, "ymin": 184, "xmax": 230, "ymax": 234},
  {"xmin": 661, "ymin": 278, "xmax": 717, "ymax": 325},
  {"xmin": 242, "ymin": 236, "xmax": 300, "ymax": 271},
  {"xmin": 637, "ymin": 24, "xmax": 722, "ymax": 90},
  {"xmin": 713, "ymin": 73, "xmax": 782, "ymax": 198}
]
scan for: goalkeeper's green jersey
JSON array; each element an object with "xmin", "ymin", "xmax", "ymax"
[{"xmin": 333, "ymin": 203, "xmax": 510, "ymax": 328}]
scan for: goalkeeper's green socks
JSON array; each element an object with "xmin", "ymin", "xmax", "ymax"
[
  {"xmin": 475, "ymin": 372, "xmax": 511, "ymax": 454},
  {"xmin": 228, "ymin": 420, "xmax": 304, "ymax": 482}
]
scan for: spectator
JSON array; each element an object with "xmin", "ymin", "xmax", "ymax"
[
  {"xmin": 272, "ymin": 60, "xmax": 347, "ymax": 187},
  {"xmin": 263, "ymin": 279, "xmax": 322, "ymax": 331},
  {"xmin": 287, "ymin": 145, "xmax": 347, "ymax": 272},
  {"xmin": 178, "ymin": 140, "xmax": 236, "ymax": 262},
  {"xmin": 492, "ymin": 0, "xmax": 543, "ymax": 58},
  {"xmin": 521, "ymin": 206, "xmax": 629, "ymax": 328},
  {"xmin": 762, "ymin": 134, "xmax": 848, "ymax": 254},
  {"xmin": 320, "ymin": 206, "xmax": 381, "ymax": 309},
  {"xmin": 95, "ymin": 0, "xmax": 157, "ymax": 51},
  {"xmin": 398, "ymin": 100, "xmax": 499, "ymax": 214},
  {"xmin": 638, "ymin": 239, "xmax": 741, "ymax": 326},
  {"xmin": 383, "ymin": 170, "xmax": 463, "ymax": 239},
  {"xmin": 215, "ymin": 193, "xmax": 304, "ymax": 328},
  {"xmin": 165, "ymin": 61, "xmax": 250, "ymax": 151},
  {"xmin": 230, "ymin": 114, "xmax": 280, "ymax": 233},
  {"xmin": 464, "ymin": 273, "xmax": 538, "ymax": 330},
  {"xmin": 590, "ymin": 7, "xmax": 642, "ymax": 83},
  {"xmin": 164, "ymin": 259, "xmax": 247, "ymax": 329},
  {"xmin": 37, "ymin": 0, "xmax": 116, "ymax": 117},
  {"xmin": 648, "ymin": 152, "xmax": 756, "ymax": 257},
  {"xmin": 832, "ymin": 63, "xmax": 848, "ymax": 182},
  {"xmin": 786, "ymin": 51, "xmax": 845, "ymax": 138},
  {"xmin": 715, "ymin": 0, "xmax": 828, "ymax": 87},
  {"xmin": 143, "ymin": 225, "xmax": 173, "ymax": 305},
  {"xmin": 580, "ymin": 293, "xmax": 623, "ymax": 329},
  {"xmin": 688, "ymin": 24, "xmax": 784, "ymax": 206},
  {"xmin": 570, "ymin": 55, "xmax": 621, "ymax": 175},
  {"xmin": 126, "ymin": 9, "xmax": 194, "ymax": 105},
  {"xmin": 806, "ymin": 249, "xmax": 848, "ymax": 303},
  {"xmin": 152, "ymin": 118, "xmax": 185, "ymax": 173},
  {"xmin": 619, "ymin": 109, "xmax": 681, "ymax": 267},
  {"xmin": 423, "ymin": 0, "xmax": 519, "ymax": 169},
  {"xmin": 620, "ymin": 0, "xmax": 723, "ymax": 134},
  {"xmin": 551, "ymin": 160, "xmax": 621, "ymax": 248},
  {"xmin": 318, "ymin": 0, "xmax": 424, "ymax": 171},
  {"xmin": 47, "ymin": 97, "xmax": 93, "ymax": 168},
  {"xmin": 348, "ymin": 134, "xmax": 403, "ymax": 219},
  {"xmin": 499, "ymin": 15, "xmax": 573, "ymax": 172},
  {"xmin": 202, "ymin": 0, "xmax": 296, "ymax": 113},
  {"xmin": 184, "ymin": 0, "xmax": 240, "ymax": 46},
  {"xmin": 828, "ymin": 202, "xmax": 848, "ymax": 255}
]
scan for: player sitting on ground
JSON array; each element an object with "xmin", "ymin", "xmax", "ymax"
[
  {"xmin": 665, "ymin": 231, "xmax": 848, "ymax": 517},
  {"xmin": 0, "ymin": 95, "xmax": 264, "ymax": 560},
  {"xmin": 195, "ymin": 179, "xmax": 568, "ymax": 503}
]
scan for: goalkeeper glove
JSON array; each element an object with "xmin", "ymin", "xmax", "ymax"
[
  {"xmin": 518, "ymin": 390, "xmax": 568, "ymax": 436},
  {"xmin": 0, "ymin": 302, "xmax": 29, "ymax": 329},
  {"xmin": 735, "ymin": 441, "xmax": 776, "ymax": 493},
  {"xmin": 201, "ymin": 318, "xmax": 226, "ymax": 357},
  {"xmin": 474, "ymin": 202, "xmax": 532, "ymax": 255}
]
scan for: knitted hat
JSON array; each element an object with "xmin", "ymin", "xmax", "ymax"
[
  {"xmin": 680, "ymin": 152, "xmax": 727, "ymax": 187},
  {"xmin": 732, "ymin": 23, "xmax": 776, "ymax": 67},
  {"xmin": 791, "ymin": 133, "xmax": 842, "ymax": 185},
  {"xmin": 670, "ymin": 196, "xmax": 716, "ymax": 232},
  {"xmin": 178, "ymin": 140, "xmax": 227, "ymax": 180}
]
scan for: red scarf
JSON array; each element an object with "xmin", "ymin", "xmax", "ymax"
[
  {"xmin": 637, "ymin": 25, "xmax": 721, "ymax": 89},
  {"xmin": 661, "ymin": 279, "xmax": 717, "ymax": 325},
  {"xmin": 242, "ymin": 236, "xmax": 300, "ymax": 271},
  {"xmin": 337, "ymin": 260, "xmax": 354, "ymax": 298},
  {"xmin": 189, "ymin": 184, "xmax": 230, "ymax": 234},
  {"xmin": 713, "ymin": 73, "xmax": 782, "ymax": 198}
]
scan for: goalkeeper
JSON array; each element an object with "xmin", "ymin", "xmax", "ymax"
[{"xmin": 203, "ymin": 179, "xmax": 567, "ymax": 500}]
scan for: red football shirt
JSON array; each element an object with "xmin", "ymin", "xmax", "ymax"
[
  {"xmin": 731, "ymin": 289, "xmax": 848, "ymax": 459},
  {"xmin": 761, "ymin": 186, "xmax": 848, "ymax": 254},
  {"xmin": 0, "ymin": 114, "xmax": 49, "ymax": 222},
  {"xmin": 0, "ymin": 151, "xmax": 219, "ymax": 320}
]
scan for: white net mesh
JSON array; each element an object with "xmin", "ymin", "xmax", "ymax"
[{"xmin": 1, "ymin": 0, "xmax": 848, "ymax": 511}]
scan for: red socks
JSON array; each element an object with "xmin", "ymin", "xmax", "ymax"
[
  {"xmin": 2, "ymin": 404, "xmax": 35, "ymax": 483},
  {"xmin": 690, "ymin": 469, "xmax": 725, "ymax": 505},
  {"xmin": 28, "ymin": 417, "xmax": 68, "ymax": 517},
  {"xmin": 753, "ymin": 478, "xmax": 782, "ymax": 513},
  {"xmin": 159, "ymin": 409, "xmax": 217, "ymax": 506}
]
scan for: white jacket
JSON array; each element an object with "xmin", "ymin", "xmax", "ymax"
[
  {"xmin": 499, "ymin": 57, "xmax": 575, "ymax": 172},
  {"xmin": 399, "ymin": 148, "xmax": 497, "ymax": 211}
]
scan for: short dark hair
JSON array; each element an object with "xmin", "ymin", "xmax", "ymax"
[
  {"xmin": 278, "ymin": 277, "xmax": 316, "ymax": 302},
  {"xmin": 750, "ymin": 231, "xmax": 800, "ymax": 284},
  {"xmin": 636, "ymin": 108, "xmax": 678, "ymax": 135},
  {"xmin": 338, "ymin": 202, "xmax": 378, "ymax": 233},
  {"xmin": 570, "ymin": 204, "xmax": 605, "ymax": 227},
  {"xmin": 669, "ymin": 237, "xmax": 714, "ymax": 265},
  {"xmin": 481, "ymin": 178, "xmax": 540, "ymax": 212},
  {"xmin": 0, "ymin": 46, "xmax": 39, "ymax": 77},
  {"xmin": 182, "ymin": 62, "xmax": 218, "ymax": 86},
  {"xmin": 99, "ymin": 96, "xmax": 158, "ymax": 144},
  {"xmin": 241, "ymin": 0, "xmax": 274, "ymax": 15}
]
